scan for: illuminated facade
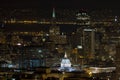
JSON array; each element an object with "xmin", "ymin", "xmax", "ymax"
[
  {"xmin": 61, "ymin": 52, "xmax": 71, "ymax": 68},
  {"xmin": 76, "ymin": 11, "xmax": 90, "ymax": 25},
  {"xmin": 58, "ymin": 52, "xmax": 77, "ymax": 72}
]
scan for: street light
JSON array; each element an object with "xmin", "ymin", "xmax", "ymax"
[
  {"xmin": 77, "ymin": 45, "xmax": 82, "ymax": 49},
  {"xmin": 17, "ymin": 43, "xmax": 22, "ymax": 46},
  {"xmin": 77, "ymin": 45, "xmax": 84, "ymax": 66}
]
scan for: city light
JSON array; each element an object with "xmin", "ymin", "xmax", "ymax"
[
  {"xmin": 0, "ymin": 7, "xmax": 119, "ymax": 80},
  {"xmin": 17, "ymin": 43, "xmax": 22, "ymax": 46}
]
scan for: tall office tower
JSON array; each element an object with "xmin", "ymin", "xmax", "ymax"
[
  {"xmin": 49, "ymin": 8, "xmax": 60, "ymax": 35},
  {"xmin": 115, "ymin": 44, "xmax": 120, "ymax": 80},
  {"xmin": 76, "ymin": 11, "xmax": 90, "ymax": 54},
  {"xmin": 76, "ymin": 11, "xmax": 90, "ymax": 26},
  {"xmin": 83, "ymin": 29, "xmax": 95, "ymax": 59},
  {"xmin": 49, "ymin": 8, "xmax": 66, "ymax": 45}
]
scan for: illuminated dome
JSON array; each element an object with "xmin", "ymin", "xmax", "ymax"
[
  {"xmin": 55, "ymin": 52, "xmax": 82, "ymax": 72},
  {"xmin": 61, "ymin": 52, "xmax": 71, "ymax": 68}
]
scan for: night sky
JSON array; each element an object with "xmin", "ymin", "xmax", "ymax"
[
  {"xmin": 0, "ymin": 0, "xmax": 119, "ymax": 9},
  {"xmin": 1, "ymin": 0, "xmax": 120, "ymax": 32}
]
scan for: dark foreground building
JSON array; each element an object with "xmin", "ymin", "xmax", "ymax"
[{"xmin": 116, "ymin": 44, "xmax": 120, "ymax": 80}]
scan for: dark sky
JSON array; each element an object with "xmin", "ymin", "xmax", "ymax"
[
  {"xmin": 1, "ymin": 0, "xmax": 120, "ymax": 32},
  {"xmin": 0, "ymin": 0, "xmax": 119, "ymax": 9}
]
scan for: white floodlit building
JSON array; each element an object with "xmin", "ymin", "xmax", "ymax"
[{"xmin": 61, "ymin": 52, "xmax": 71, "ymax": 68}]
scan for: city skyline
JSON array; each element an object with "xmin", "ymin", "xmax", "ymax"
[
  {"xmin": 0, "ymin": 0, "xmax": 119, "ymax": 80},
  {"xmin": 1, "ymin": 7, "xmax": 120, "ymax": 32}
]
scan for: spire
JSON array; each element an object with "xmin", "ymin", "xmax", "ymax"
[
  {"xmin": 64, "ymin": 52, "xmax": 67, "ymax": 58},
  {"xmin": 52, "ymin": 8, "xmax": 55, "ymax": 18}
]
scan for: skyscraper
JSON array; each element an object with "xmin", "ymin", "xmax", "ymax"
[
  {"xmin": 83, "ymin": 29, "xmax": 95, "ymax": 59},
  {"xmin": 49, "ymin": 8, "xmax": 60, "ymax": 35},
  {"xmin": 49, "ymin": 8, "xmax": 67, "ymax": 45}
]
